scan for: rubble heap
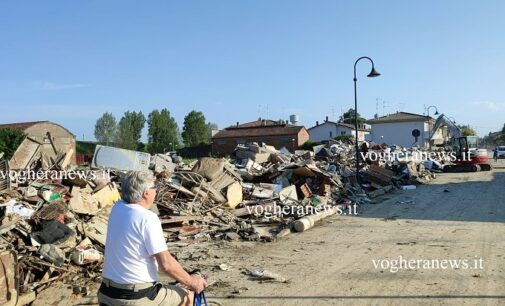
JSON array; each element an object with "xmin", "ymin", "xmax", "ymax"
[{"xmin": 0, "ymin": 141, "xmax": 441, "ymax": 300}]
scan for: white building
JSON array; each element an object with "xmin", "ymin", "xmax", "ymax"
[
  {"xmin": 308, "ymin": 118, "xmax": 370, "ymax": 142},
  {"xmin": 366, "ymin": 112, "xmax": 447, "ymax": 147}
]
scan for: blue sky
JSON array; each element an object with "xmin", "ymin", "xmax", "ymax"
[{"xmin": 1, "ymin": 0, "xmax": 504, "ymax": 140}]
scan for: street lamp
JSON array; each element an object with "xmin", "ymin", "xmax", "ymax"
[
  {"xmin": 426, "ymin": 105, "xmax": 439, "ymax": 117},
  {"xmin": 354, "ymin": 56, "xmax": 380, "ymax": 184}
]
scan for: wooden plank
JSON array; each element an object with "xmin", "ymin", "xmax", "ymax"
[
  {"xmin": 8, "ymin": 138, "xmax": 41, "ymax": 170},
  {"xmin": 16, "ymin": 291, "xmax": 36, "ymax": 306},
  {"xmin": 160, "ymin": 216, "xmax": 202, "ymax": 224},
  {"xmin": 233, "ymin": 203, "xmax": 276, "ymax": 217}
]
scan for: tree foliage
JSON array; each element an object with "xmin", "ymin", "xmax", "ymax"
[
  {"xmin": 94, "ymin": 112, "xmax": 117, "ymax": 145},
  {"xmin": 206, "ymin": 122, "xmax": 218, "ymax": 141},
  {"xmin": 116, "ymin": 111, "xmax": 145, "ymax": 150},
  {"xmin": 458, "ymin": 125, "xmax": 477, "ymax": 137},
  {"xmin": 147, "ymin": 109, "xmax": 179, "ymax": 154},
  {"xmin": 334, "ymin": 135, "xmax": 354, "ymax": 143},
  {"xmin": 300, "ymin": 140, "xmax": 322, "ymax": 150},
  {"xmin": 341, "ymin": 108, "xmax": 365, "ymax": 125},
  {"xmin": 182, "ymin": 111, "xmax": 209, "ymax": 147},
  {"xmin": 0, "ymin": 128, "xmax": 26, "ymax": 160}
]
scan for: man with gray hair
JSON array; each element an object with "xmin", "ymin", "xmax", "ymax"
[{"xmin": 98, "ymin": 170, "xmax": 207, "ymax": 306}]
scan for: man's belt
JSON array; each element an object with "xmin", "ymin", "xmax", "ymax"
[{"xmin": 99, "ymin": 282, "xmax": 161, "ymax": 300}]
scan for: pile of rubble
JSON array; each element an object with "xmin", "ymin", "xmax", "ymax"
[
  {"xmin": 361, "ymin": 143, "xmax": 440, "ymax": 193},
  {"xmin": 0, "ymin": 168, "xmax": 121, "ymax": 300},
  {"xmin": 0, "ymin": 141, "xmax": 441, "ymax": 301}
]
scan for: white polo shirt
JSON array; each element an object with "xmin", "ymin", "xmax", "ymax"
[{"xmin": 102, "ymin": 200, "xmax": 168, "ymax": 284}]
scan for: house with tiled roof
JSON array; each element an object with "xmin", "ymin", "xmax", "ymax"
[
  {"xmin": 365, "ymin": 112, "xmax": 446, "ymax": 147},
  {"xmin": 307, "ymin": 116, "xmax": 370, "ymax": 142},
  {"xmin": 211, "ymin": 118, "xmax": 309, "ymax": 155}
]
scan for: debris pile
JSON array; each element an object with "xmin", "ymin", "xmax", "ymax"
[
  {"xmin": 0, "ymin": 168, "xmax": 120, "ymax": 299},
  {"xmin": 0, "ymin": 141, "xmax": 440, "ymax": 300}
]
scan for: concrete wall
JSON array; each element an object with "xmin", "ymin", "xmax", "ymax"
[
  {"xmin": 353, "ymin": 130, "xmax": 369, "ymax": 142},
  {"xmin": 308, "ymin": 122, "xmax": 367, "ymax": 142},
  {"xmin": 369, "ymin": 121, "xmax": 429, "ymax": 147}
]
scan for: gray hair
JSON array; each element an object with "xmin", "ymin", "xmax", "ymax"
[{"xmin": 121, "ymin": 170, "xmax": 155, "ymax": 203}]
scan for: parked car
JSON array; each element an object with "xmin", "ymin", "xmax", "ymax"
[{"xmin": 496, "ymin": 146, "xmax": 505, "ymax": 158}]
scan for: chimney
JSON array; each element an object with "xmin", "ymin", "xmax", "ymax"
[
  {"xmin": 325, "ymin": 116, "xmax": 328, "ymax": 122},
  {"xmin": 316, "ymin": 121, "xmax": 319, "ymax": 126},
  {"xmin": 258, "ymin": 117, "xmax": 261, "ymax": 121},
  {"xmin": 236, "ymin": 121, "xmax": 239, "ymax": 127}
]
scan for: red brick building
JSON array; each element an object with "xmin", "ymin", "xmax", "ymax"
[{"xmin": 211, "ymin": 119, "xmax": 309, "ymax": 156}]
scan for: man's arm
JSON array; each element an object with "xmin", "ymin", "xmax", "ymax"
[{"xmin": 154, "ymin": 250, "xmax": 207, "ymax": 293}]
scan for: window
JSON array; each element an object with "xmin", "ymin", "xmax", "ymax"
[
  {"xmin": 236, "ymin": 138, "xmax": 245, "ymax": 145},
  {"xmin": 466, "ymin": 136, "xmax": 478, "ymax": 149},
  {"xmin": 329, "ymin": 131, "xmax": 332, "ymax": 138},
  {"xmin": 218, "ymin": 139, "xmax": 227, "ymax": 145},
  {"xmin": 280, "ymin": 136, "xmax": 290, "ymax": 142},
  {"xmin": 341, "ymin": 131, "xmax": 346, "ymax": 136}
]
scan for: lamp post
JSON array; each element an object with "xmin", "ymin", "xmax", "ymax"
[
  {"xmin": 426, "ymin": 105, "xmax": 439, "ymax": 118},
  {"xmin": 426, "ymin": 106, "xmax": 439, "ymax": 149},
  {"xmin": 354, "ymin": 56, "xmax": 380, "ymax": 184}
]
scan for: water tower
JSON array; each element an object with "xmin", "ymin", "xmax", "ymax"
[{"xmin": 289, "ymin": 114, "xmax": 299, "ymax": 126}]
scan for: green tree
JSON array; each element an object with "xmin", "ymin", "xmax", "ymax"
[
  {"xmin": 147, "ymin": 109, "xmax": 179, "ymax": 153},
  {"xmin": 300, "ymin": 140, "xmax": 322, "ymax": 150},
  {"xmin": 458, "ymin": 125, "xmax": 477, "ymax": 136},
  {"xmin": 206, "ymin": 122, "xmax": 218, "ymax": 141},
  {"xmin": 116, "ymin": 111, "xmax": 145, "ymax": 150},
  {"xmin": 334, "ymin": 135, "xmax": 353, "ymax": 142},
  {"xmin": 341, "ymin": 108, "xmax": 365, "ymax": 125},
  {"xmin": 94, "ymin": 112, "xmax": 117, "ymax": 145},
  {"xmin": 0, "ymin": 128, "xmax": 26, "ymax": 160},
  {"xmin": 182, "ymin": 111, "xmax": 209, "ymax": 147}
]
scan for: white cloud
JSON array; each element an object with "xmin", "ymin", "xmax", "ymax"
[
  {"xmin": 473, "ymin": 101, "xmax": 505, "ymax": 111},
  {"xmin": 33, "ymin": 80, "xmax": 90, "ymax": 90}
]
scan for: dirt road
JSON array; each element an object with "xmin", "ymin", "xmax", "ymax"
[
  {"xmin": 203, "ymin": 168, "xmax": 505, "ymax": 305},
  {"xmin": 35, "ymin": 169, "xmax": 505, "ymax": 305}
]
